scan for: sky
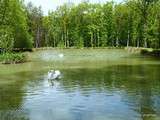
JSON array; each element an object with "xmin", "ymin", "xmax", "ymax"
[{"xmin": 24, "ymin": 0, "xmax": 115, "ymax": 15}]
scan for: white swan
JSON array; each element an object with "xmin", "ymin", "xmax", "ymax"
[
  {"xmin": 59, "ymin": 54, "xmax": 64, "ymax": 58},
  {"xmin": 48, "ymin": 70, "xmax": 61, "ymax": 80}
]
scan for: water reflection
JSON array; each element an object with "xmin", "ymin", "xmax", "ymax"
[
  {"xmin": 23, "ymin": 65, "xmax": 160, "ymax": 120},
  {"xmin": 0, "ymin": 110, "xmax": 29, "ymax": 120},
  {"xmin": 48, "ymin": 80, "xmax": 60, "ymax": 87},
  {"xmin": 0, "ymin": 56, "xmax": 160, "ymax": 120}
]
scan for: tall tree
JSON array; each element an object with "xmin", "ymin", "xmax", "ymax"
[
  {"xmin": 26, "ymin": 2, "xmax": 43, "ymax": 48},
  {"xmin": 0, "ymin": 0, "xmax": 32, "ymax": 50}
]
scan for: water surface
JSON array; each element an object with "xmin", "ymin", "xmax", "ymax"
[{"xmin": 0, "ymin": 49, "xmax": 160, "ymax": 120}]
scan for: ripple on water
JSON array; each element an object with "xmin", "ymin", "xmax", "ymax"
[{"xmin": 0, "ymin": 50, "xmax": 160, "ymax": 120}]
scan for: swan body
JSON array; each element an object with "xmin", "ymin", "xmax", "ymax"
[{"xmin": 48, "ymin": 70, "xmax": 61, "ymax": 80}]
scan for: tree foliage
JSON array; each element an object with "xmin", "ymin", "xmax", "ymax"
[
  {"xmin": 38, "ymin": 0, "xmax": 160, "ymax": 48},
  {"xmin": 0, "ymin": 0, "xmax": 32, "ymax": 50},
  {"xmin": 1, "ymin": 0, "xmax": 160, "ymax": 49}
]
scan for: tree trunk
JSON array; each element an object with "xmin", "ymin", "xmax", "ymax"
[
  {"xmin": 127, "ymin": 30, "xmax": 130, "ymax": 47},
  {"xmin": 144, "ymin": 38, "xmax": 147, "ymax": 48},
  {"xmin": 45, "ymin": 32, "xmax": 48, "ymax": 47},
  {"xmin": 64, "ymin": 24, "xmax": 67, "ymax": 48},
  {"xmin": 137, "ymin": 39, "xmax": 139, "ymax": 48},
  {"xmin": 158, "ymin": 14, "xmax": 160, "ymax": 48},
  {"xmin": 65, "ymin": 30, "xmax": 67, "ymax": 48},
  {"xmin": 116, "ymin": 36, "xmax": 119, "ymax": 47},
  {"xmin": 143, "ymin": 24, "xmax": 147, "ymax": 48},
  {"xmin": 91, "ymin": 32, "xmax": 93, "ymax": 48},
  {"xmin": 36, "ymin": 27, "xmax": 40, "ymax": 48},
  {"xmin": 62, "ymin": 32, "xmax": 64, "ymax": 46},
  {"xmin": 97, "ymin": 30, "xmax": 100, "ymax": 47},
  {"xmin": 67, "ymin": 29, "xmax": 69, "ymax": 47},
  {"xmin": 54, "ymin": 35, "xmax": 56, "ymax": 47}
]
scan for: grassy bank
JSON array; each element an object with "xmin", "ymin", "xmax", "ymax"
[
  {"xmin": 32, "ymin": 47, "xmax": 125, "ymax": 51},
  {"xmin": 32, "ymin": 47, "xmax": 160, "ymax": 58},
  {"xmin": 141, "ymin": 49, "xmax": 160, "ymax": 57},
  {"xmin": 124, "ymin": 47, "xmax": 160, "ymax": 57},
  {"xmin": 0, "ymin": 52, "xmax": 28, "ymax": 64}
]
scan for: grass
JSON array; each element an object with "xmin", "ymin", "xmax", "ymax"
[{"xmin": 0, "ymin": 52, "xmax": 28, "ymax": 64}]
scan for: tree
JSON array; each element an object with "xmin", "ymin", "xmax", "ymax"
[
  {"xmin": 0, "ymin": 27, "xmax": 14, "ymax": 51},
  {"xmin": 101, "ymin": 2, "xmax": 115, "ymax": 47},
  {"xmin": 26, "ymin": 2, "xmax": 43, "ymax": 48},
  {"xmin": 0, "ymin": 0, "xmax": 32, "ymax": 49},
  {"xmin": 26, "ymin": 0, "xmax": 160, "ymax": 49}
]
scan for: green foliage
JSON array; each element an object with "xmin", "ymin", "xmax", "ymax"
[
  {"xmin": 0, "ymin": 52, "xmax": 28, "ymax": 64},
  {"xmin": 26, "ymin": 2, "xmax": 43, "ymax": 48},
  {"xmin": 75, "ymin": 36, "xmax": 84, "ymax": 48},
  {"xmin": 40, "ymin": 0, "xmax": 160, "ymax": 49},
  {"xmin": 57, "ymin": 41, "xmax": 65, "ymax": 48},
  {"xmin": 0, "ymin": 27, "xmax": 14, "ymax": 51},
  {"xmin": 1, "ymin": 0, "xmax": 160, "ymax": 49},
  {"xmin": 0, "ymin": 0, "xmax": 33, "ymax": 49}
]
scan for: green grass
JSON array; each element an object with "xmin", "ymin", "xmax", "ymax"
[{"xmin": 0, "ymin": 52, "xmax": 28, "ymax": 64}]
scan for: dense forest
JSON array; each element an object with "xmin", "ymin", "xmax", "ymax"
[{"xmin": 0, "ymin": 0, "xmax": 160, "ymax": 50}]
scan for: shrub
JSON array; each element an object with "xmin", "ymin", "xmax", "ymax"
[
  {"xmin": 57, "ymin": 41, "xmax": 65, "ymax": 48},
  {"xmin": 0, "ymin": 53, "xmax": 28, "ymax": 64},
  {"xmin": 0, "ymin": 27, "xmax": 14, "ymax": 52}
]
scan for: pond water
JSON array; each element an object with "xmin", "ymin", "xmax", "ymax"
[{"xmin": 0, "ymin": 49, "xmax": 160, "ymax": 120}]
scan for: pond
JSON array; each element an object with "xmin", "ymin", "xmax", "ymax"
[{"xmin": 0, "ymin": 49, "xmax": 160, "ymax": 120}]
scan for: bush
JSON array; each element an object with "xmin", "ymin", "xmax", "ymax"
[
  {"xmin": 140, "ymin": 48, "xmax": 160, "ymax": 57},
  {"xmin": 0, "ymin": 53, "xmax": 28, "ymax": 64},
  {"xmin": 57, "ymin": 41, "xmax": 65, "ymax": 48},
  {"xmin": 0, "ymin": 27, "xmax": 14, "ymax": 52},
  {"xmin": 140, "ymin": 49, "xmax": 149, "ymax": 55},
  {"xmin": 74, "ymin": 37, "xmax": 84, "ymax": 48}
]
